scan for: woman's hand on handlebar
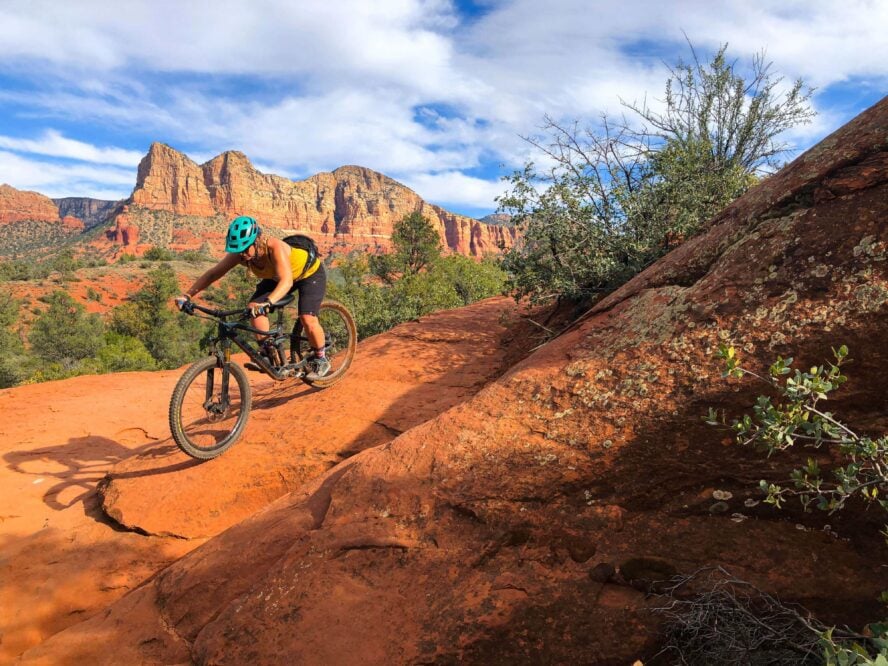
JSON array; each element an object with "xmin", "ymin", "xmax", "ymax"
[
  {"xmin": 175, "ymin": 294, "xmax": 195, "ymax": 314},
  {"xmin": 248, "ymin": 300, "xmax": 272, "ymax": 318}
]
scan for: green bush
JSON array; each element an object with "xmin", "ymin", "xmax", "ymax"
[
  {"xmin": 110, "ymin": 264, "xmax": 204, "ymax": 368},
  {"xmin": 328, "ymin": 253, "xmax": 507, "ymax": 339},
  {"xmin": 711, "ymin": 345, "xmax": 888, "ymax": 663},
  {"xmin": 143, "ymin": 246, "xmax": 177, "ymax": 261},
  {"xmin": 0, "ymin": 288, "xmax": 32, "ymax": 387},
  {"xmin": 96, "ymin": 331, "xmax": 157, "ymax": 372},
  {"xmin": 28, "ymin": 290, "xmax": 105, "ymax": 364},
  {"xmin": 500, "ymin": 43, "xmax": 814, "ymax": 303}
]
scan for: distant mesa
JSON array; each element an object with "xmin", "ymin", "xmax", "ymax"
[
  {"xmin": 480, "ymin": 212, "xmax": 513, "ymax": 227},
  {"xmin": 126, "ymin": 142, "xmax": 516, "ymax": 257},
  {"xmin": 0, "ymin": 145, "xmax": 515, "ymax": 260}
]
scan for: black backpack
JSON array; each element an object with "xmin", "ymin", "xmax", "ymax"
[{"xmin": 282, "ymin": 234, "xmax": 320, "ymax": 280}]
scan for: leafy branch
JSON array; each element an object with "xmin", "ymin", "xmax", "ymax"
[{"xmin": 709, "ymin": 344, "xmax": 888, "ymax": 516}]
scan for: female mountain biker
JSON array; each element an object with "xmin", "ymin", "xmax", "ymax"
[{"xmin": 174, "ymin": 215, "xmax": 331, "ymax": 379}]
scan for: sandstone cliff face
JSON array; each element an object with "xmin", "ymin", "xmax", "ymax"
[
  {"xmin": 0, "ymin": 184, "xmax": 59, "ymax": 225},
  {"xmin": 106, "ymin": 206, "xmax": 140, "ymax": 246},
  {"xmin": 53, "ymin": 197, "xmax": 121, "ymax": 229},
  {"xmin": 20, "ymin": 103, "xmax": 888, "ymax": 663},
  {"xmin": 127, "ymin": 143, "xmax": 516, "ymax": 256}
]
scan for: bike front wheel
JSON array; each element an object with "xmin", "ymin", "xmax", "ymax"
[{"xmin": 169, "ymin": 357, "xmax": 252, "ymax": 459}]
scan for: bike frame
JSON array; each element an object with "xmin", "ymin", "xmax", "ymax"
[{"xmin": 186, "ymin": 299, "xmax": 308, "ymax": 382}]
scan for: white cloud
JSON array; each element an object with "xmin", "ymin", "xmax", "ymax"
[
  {"xmin": 0, "ymin": 0, "xmax": 885, "ymax": 214},
  {"xmin": 0, "ymin": 151, "xmax": 133, "ymax": 199},
  {"xmin": 0, "ymin": 130, "xmax": 143, "ymax": 166},
  {"xmin": 401, "ymin": 171, "xmax": 507, "ymax": 209}
]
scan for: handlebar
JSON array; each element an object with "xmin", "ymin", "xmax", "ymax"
[
  {"xmin": 179, "ymin": 293, "xmax": 295, "ymax": 319},
  {"xmin": 181, "ymin": 301, "xmax": 247, "ymax": 318}
]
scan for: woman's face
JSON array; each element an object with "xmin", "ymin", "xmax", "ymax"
[{"xmin": 240, "ymin": 243, "xmax": 258, "ymax": 261}]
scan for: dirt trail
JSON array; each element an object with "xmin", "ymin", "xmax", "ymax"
[{"xmin": 0, "ymin": 296, "xmax": 532, "ymax": 661}]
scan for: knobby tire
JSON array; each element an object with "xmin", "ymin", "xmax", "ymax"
[
  {"xmin": 169, "ymin": 357, "xmax": 252, "ymax": 459},
  {"xmin": 295, "ymin": 299, "xmax": 357, "ymax": 389}
]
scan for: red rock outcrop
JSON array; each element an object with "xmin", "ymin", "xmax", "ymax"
[
  {"xmin": 105, "ymin": 206, "xmax": 139, "ymax": 246},
  {"xmin": 60, "ymin": 215, "xmax": 84, "ymax": 232},
  {"xmin": 19, "ymin": 103, "xmax": 888, "ymax": 663},
  {"xmin": 131, "ymin": 143, "xmax": 215, "ymax": 216},
  {"xmin": 127, "ymin": 143, "xmax": 516, "ymax": 256},
  {"xmin": 0, "ymin": 184, "xmax": 59, "ymax": 225}
]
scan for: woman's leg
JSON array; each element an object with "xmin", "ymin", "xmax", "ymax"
[
  {"xmin": 296, "ymin": 266, "xmax": 329, "ymax": 376},
  {"xmin": 248, "ymin": 279, "xmax": 279, "ymax": 342}
]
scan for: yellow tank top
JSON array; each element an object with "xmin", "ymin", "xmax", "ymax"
[{"xmin": 244, "ymin": 237, "xmax": 320, "ymax": 281}]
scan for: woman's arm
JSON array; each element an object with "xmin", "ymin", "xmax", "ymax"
[
  {"xmin": 263, "ymin": 238, "xmax": 294, "ymax": 304},
  {"xmin": 183, "ymin": 253, "xmax": 241, "ymax": 298}
]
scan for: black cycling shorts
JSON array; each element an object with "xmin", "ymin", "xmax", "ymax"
[{"xmin": 250, "ymin": 264, "xmax": 327, "ymax": 316}]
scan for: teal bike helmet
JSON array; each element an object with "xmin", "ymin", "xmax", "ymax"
[{"xmin": 225, "ymin": 216, "xmax": 260, "ymax": 252}]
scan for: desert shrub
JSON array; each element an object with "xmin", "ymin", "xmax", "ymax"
[
  {"xmin": 0, "ymin": 288, "xmax": 32, "ymax": 387},
  {"xmin": 28, "ymin": 290, "xmax": 105, "ymax": 365},
  {"xmin": 370, "ymin": 210, "xmax": 443, "ymax": 283},
  {"xmin": 328, "ymin": 213, "xmax": 507, "ymax": 338},
  {"xmin": 143, "ymin": 246, "xmax": 177, "ymax": 261},
  {"xmin": 705, "ymin": 344, "xmax": 888, "ymax": 663},
  {"xmin": 178, "ymin": 248, "xmax": 212, "ymax": 263},
  {"xmin": 96, "ymin": 331, "xmax": 157, "ymax": 372},
  {"xmin": 110, "ymin": 264, "xmax": 203, "ymax": 368},
  {"xmin": 500, "ymin": 43, "xmax": 814, "ymax": 303}
]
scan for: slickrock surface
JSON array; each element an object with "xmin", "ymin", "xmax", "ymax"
[
  {"xmin": 19, "ymin": 99, "xmax": 887, "ymax": 664},
  {"xmin": 100, "ymin": 298, "xmax": 529, "ymax": 539},
  {"xmin": 1, "ymin": 297, "xmax": 530, "ymax": 661}
]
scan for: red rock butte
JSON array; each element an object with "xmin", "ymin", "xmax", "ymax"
[
  {"xmin": 127, "ymin": 143, "xmax": 516, "ymax": 256},
  {"xmin": 0, "ymin": 146, "xmax": 515, "ymax": 260}
]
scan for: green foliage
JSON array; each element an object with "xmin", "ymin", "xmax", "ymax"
[
  {"xmin": 712, "ymin": 344, "xmax": 888, "ymax": 662},
  {"xmin": 202, "ymin": 266, "xmax": 255, "ymax": 310},
  {"xmin": 0, "ymin": 288, "xmax": 31, "ymax": 387},
  {"xmin": 28, "ymin": 290, "xmax": 105, "ymax": 364},
  {"xmin": 370, "ymin": 211, "xmax": 442, "ymax": 282},
  {"xmin": 143, "ymin": 246, "xmax": 177, "ymax": 261},
  {"xmin": 96, "ymin": 331, "xmax": 157, "ymax": 372},
  {"xmin": 0, "ymin": 246, "xmax": 107, "ymax": 282},
  {"xmin": 0, "ymin": 219, "xmax": 82, "ymax": 259},
  {"xmin": 178, "ymin": 248, "xmax": 212, "ymax": 263},
  {"xmin": 713, "ymin": 344, "xmax": 888, "ymax": 515},
  {"xmin": 435, "ymin": 255, "xmax": 508, "ymax": 306},
  {"xmin": 328, "ymin": 251, "xmax": 507, "ymax": 339},
  {"xmin": 110, "ymin": 264, "xmax": 203, "ymax": 368},
  {"xmin": 500, "ymin": 43, "xmax": 815, "ymax": 303},
  {"xmin": 822, "ymin": 625, "xmax": 888, "ymax": 665},
  {"xmin": 626, "ymin": 43, "xmax": 815, "ymax": 173}
]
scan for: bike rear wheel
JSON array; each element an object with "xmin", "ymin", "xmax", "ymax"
[
  {"xmin": 291, "ymin": 299, "xmax": 357, "ymax": 388},
  {"xmin": 169, "ymin": 357, "xmax": 252, "ymax": 459}
]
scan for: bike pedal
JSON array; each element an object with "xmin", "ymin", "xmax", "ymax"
[{"xmin": 244, "ymin": 362, "xmax": 263, "ymax": 372}]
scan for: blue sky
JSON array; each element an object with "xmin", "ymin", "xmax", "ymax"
[{"xmin": 0, "ymin": 0, "xmax": 885, "ymax": 219}]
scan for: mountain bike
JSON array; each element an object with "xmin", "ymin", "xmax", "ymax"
[{"xmin": 169, "ymin": 295, "xmax": 357, "ymax": 459}]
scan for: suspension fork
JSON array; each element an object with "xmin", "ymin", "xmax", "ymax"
[{"xmin": 205, "ymin": 332, "xmax": 233, "ymax": 412}]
